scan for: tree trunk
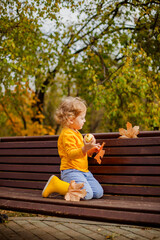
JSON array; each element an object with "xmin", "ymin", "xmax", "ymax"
[{"xmin": 32, "ymin": 69, "xmax": 57, "ymax": 123}]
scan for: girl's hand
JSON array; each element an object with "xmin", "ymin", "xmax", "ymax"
[{"xmin": 82, "ymin": 136, "xmax": 100, "ymax": 155}]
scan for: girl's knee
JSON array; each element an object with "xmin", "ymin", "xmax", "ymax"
[
  {"xmin": 94, "ymin": 187, "xmax": 104, "ymax": 199},
  {"xmin": 83, "ymin": 184, "xmax": 104, "ymax": 200},
  {"xmin": 84, "ymin": 189, "xmax": 93, "ymax": 200}
]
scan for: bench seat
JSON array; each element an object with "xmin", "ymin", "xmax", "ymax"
[
  {"xmin": 0, "ymin": 131, "xmax": 160, "ymax": 227},
  {"xmin": 1, "ymin": 187, "xmax": 160, "ymax": 226}
]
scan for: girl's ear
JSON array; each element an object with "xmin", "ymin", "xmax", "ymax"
[{"xmin": 67, "ymin": 117, "xmax": 74, "ymax": 125}]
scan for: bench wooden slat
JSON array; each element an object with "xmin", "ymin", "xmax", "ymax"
[
  {"xmin": 0, "ymin": 180, "xmax": 44, "ymax": 189},
  {"xmin": 0, "ymin": 198, "xmax": 159, "ymax": 226},
  {"xmin": 97, "ymin": 137, "xmax": 160, "ymax": 146},
  {"xmin": 0, "ymin": 146, "xmax": 160, "ymax": 156},
  {"xmin": 0, "ymin": 156, "xmax": 160, "ymax": 165},
  {"xmin": 0, "ymin": 149, "xmax": 58, "ymax": 155},
  {"xmin": 1, "ymin": 180, "xmax": 159, "ymax": 196},
  {"xmin": 104, "ymin": 146, "xmax": 160, "ymax": 155},
  {"xmin": 1, "ymin": 186, "xmax": 160, "ymax": 202},
  {"xmin": 0, "ymin": 141, "xmax": 57, "ymax": 148},
  {"xmin": 94, "ymin": 131, "xmax": 160, "ymax": 139},
  {"xmin": 0, "ymin": 137, "xmax": 159, "ymax": 148},
  {"xmin": 0, "ymin": 164, "xmax": 60, "ymax": 172},
  {"xmin": 95, "ymin": 175, "xmax": 160, "ymax": 185},
  {"xmin": 1, "ymin": 164, "xmax": 159, "ymax": 174},
  {"xmin": 0, "ymin": 130, "xmax": 159, "ymax": 142},
  {"xmin": 1, "ymin": 172, "xmax": 159, "ymax": 185},
  {"xmin": 0, "ymin": 135, "xmax": 59, "ymax": 142},
  {"xmin": 0, "ymin": 156, "xmax": 60, "ymax": 164},
  {"xmin": 103, "ymin": 185, "xmax": 160, "ymax": 196},
  {"xmin": 0, "ymin": 187, "xmax": 43, "ymax": 195},
  {"xmin": 89, "ymin": 156, "xmax": 160, "ymax": 165},
  {"xmin": 89, "ymin": 166, "xmax": 160, "ymax": 175},
  {"xmin": 0, "ymin": 189, "xmax": 160, "ymax": 213},
  {"xmin": 0, "ymin": 180, "xmax": 47, "ymax": 189},
  {"xmin": 0, "ymin": 172, "xmax": 59, "ymax": 180}
]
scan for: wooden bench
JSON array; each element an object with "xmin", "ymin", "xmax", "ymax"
[{"xmin": 0, "ymin": 131, "xmax": 160, "ymax": 227}]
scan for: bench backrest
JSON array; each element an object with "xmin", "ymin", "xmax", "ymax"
[{"xmin": 0, "ymin": 131, "xmax": 160, "ymax": 197}]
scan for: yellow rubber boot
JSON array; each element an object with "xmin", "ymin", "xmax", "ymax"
[{"xmin": 42, "ymin": 175, "xmax": 70, "ymax": 198}]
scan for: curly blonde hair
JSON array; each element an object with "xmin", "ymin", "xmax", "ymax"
[{"xmin": 54, "ymin": 96, "xmax": 87, "ymax": 126}]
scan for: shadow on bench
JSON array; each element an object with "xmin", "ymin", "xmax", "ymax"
[{"xmin": 0, "ymin": 131, "xmax": 160, "ymax": 227}]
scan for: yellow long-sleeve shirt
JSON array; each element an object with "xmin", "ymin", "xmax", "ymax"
[{"xmin": 58, "ymin": 127, "xmax": 89, "ymax": 172}]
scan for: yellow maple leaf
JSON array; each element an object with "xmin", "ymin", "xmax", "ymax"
[
  {"xmin": 64, "ymin": 180, "xmax": 86, "ymax": 201},
  {"xmin": 119, "ymin": 122, "xmax": 139, "ymax": 138}
]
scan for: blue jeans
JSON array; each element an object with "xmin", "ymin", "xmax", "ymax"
[{"xmin": 61, "ymin": 169, "xmax": 104, "ymax": 200}]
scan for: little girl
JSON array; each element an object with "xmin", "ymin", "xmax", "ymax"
[{"xmin": 54, "ymin": 96, "xmax": 103, "ymax": 200}]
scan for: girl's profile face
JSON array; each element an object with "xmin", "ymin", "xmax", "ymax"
[{"xmin": 70, "ymin": 111, "xmax": 86, "ymax": 130}]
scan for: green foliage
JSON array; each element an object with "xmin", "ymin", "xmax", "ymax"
[{"xmin": 0, "ymin": 0, "xmax": 160, "ymax": 136}]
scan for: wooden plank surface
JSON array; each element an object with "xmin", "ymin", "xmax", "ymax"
[
  {"xmin": 0, "ymin": 156, "xmax": 61, "ymax": 164},
  {"xmin": 0, "ymin": 179, "xmax": 159, "ymax": 196},
  {"xmin": 89, "ymin": 166, "xmax": 160, "ymax": 175},
  {"xmin": 0, "ymin": 137, "xmax": 159, "ymax": 148},
  {"xmin": 0, "ymin": 131, "xmax": 160, "ymax": 226},
  {"xmin": 103, "ymin": 146, "xmax": 160, "ymax": 155},
  {"xmin": 0, "ymin": 187, "xmax": 43, "ymax": 195},
  {"xmin": 0, "ymin": 189, "xmax": 160, "ymax": 212},
  {"xmin": 102, "ymin": 185, "xmax": 160, "ymax": 196},
  {"xmin": 0, "ymin": 135, "xmax": 59, "ymax": 142},
  {"xmin": 0, "ymin": 164, "xmax": 60, "ymax": 172},
  {"xmin": 94, "ymin": 131, "xmax": 160, "ymax": 139},
  {"xmin": 0, "ymin": 198, "xmax": 159, "ymax": 226},
  {"xmin": 89, "ymin": 156, "xmax": 160, "ymax": 165},
  {"xmin": 0, "ymin": 146, "xmax": 160, "ymax": 156},
  {"xmin": 0, "ymin": 130, "xmax": 159, "ymax": 142},
  {"xmin": 1, "ymin": 156, "xmax": 160, "ymax": 165},
  {"xmin": 0, "ymin": 180, "xmax": 44, "ymax": 189},
  {"xmin": 1, "ymin": 172, "xmax": 159, "ymax": 185},
  {"xmin": 0, "ymin": 141, "xmax": 57, "ymax": 148},
  {"xmin": 94, "ymin": 175, "xmax": 160, "ymax": 185},
  {"xmin": 0, "ymin": 149, "xmax": 58, "ymax": 155},
  {"xmin": 1, "ymin": 164, "xmax": 159, "ymax": 174},
  {"xmin": 0, "ymin": 172, "xmax": 58, "ymax": 180},
  {"xmin": 97, "ymin": 137, "xmax": 160, "ymax": 146},
  {"xmin": 1, "ymin": 186, "xmax": 160, "ymax": 202}
]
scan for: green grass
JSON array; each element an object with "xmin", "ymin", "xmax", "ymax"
[{"xmin": 0, "ymin": 210, "xmax": 41, "ymax": 217}]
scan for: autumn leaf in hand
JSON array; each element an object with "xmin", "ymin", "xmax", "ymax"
[
  {"xmin": 64, "ymin": 180, "xmax": 87, "ymax": 201},
  {"xmin": 94, "ymin": 142, "xmax": 105, "ymax": 164},
  {"xmin": 119, "ymin": 122, "xmax": 139, "ymax": 139}
]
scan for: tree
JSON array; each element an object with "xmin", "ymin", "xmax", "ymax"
[
  {"xmin": 0, "ymin": 0, "xmax": 160, "ymax": 136},
  {"xmin": 0, "ymin": 83, "xmax": 55, "ymax": 136},
  {"xmin": 0, "ymin": 0, "xmax": 60, "ymax": 107}
]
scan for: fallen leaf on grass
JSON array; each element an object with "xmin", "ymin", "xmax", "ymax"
[{"xmin": 106, "ymin": 235, "xmax": 114, "ymax": 239}]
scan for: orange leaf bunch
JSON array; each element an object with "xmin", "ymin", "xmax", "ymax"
[
  {"xmin": 64, "ymin": 181, "xmax": 87, "ymax": 201},
  {"xmin": 94, "ymin": 142, "xmax": 105, "ymax": 164},
  {"xmin": 119, "ymin": 122, "xmax": 139, "ymax": 139}
]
